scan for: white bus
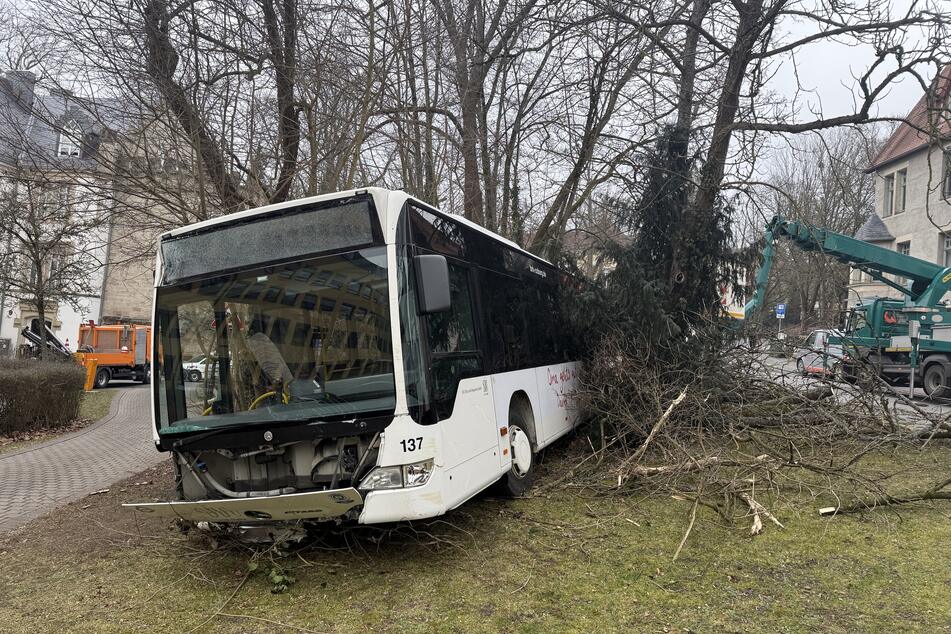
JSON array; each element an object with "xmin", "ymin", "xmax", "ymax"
[{"xmin": 127, "ymin": 188, "xmax": 580, "ymax": 526}]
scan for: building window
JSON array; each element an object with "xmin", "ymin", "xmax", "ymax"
[
  {"xmin": 851, "ymin": 267, "xmax": 872, "ymax": 283},
  {"xmin": 27, "ymin": 261, "xmax": 39, "ymax": 287},
  {"xmin": 895, "ymin": 168, "xmax": 907, "ymax": 214},
  {"xmin": 897, "ymin": 240, "xmax": 911, "ymax": 256},
  {"xmin": 57, "ymin": 121, "xmax": 81, "ymax": 158},
  {"xmin": 883, "ymin": 173, "xmax": 895, "ymax": 217},
  {"xmin": 944, "ymin": 150, "xmax": 951, "ymax": 199},
  {"xmin": 49, "ymin": 250, "xmax": 68, "ymax": 285},
  {"xmin": 943, "ymin": 235, "xmax": 951, "ymax": 268}
]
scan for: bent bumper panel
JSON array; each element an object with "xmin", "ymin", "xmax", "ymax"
[{"xmin": 124, "ymin": 487, "xmax": 363, "ymax": 522}]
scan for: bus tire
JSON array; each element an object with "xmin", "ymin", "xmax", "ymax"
[
  {"xmin": 94, "ymin": 368, "xmax": 111, "ymax": 389},
  {"xmin": 923, "ymin": 361, "xmax": 949, "ymax": 398},
  {"xmin": 499, "ymin": 409, "xmax": 536, "ymax": 497},
  {"xmin": 140, "ymin": 367, "xmax": 151, "ymax": 384}
]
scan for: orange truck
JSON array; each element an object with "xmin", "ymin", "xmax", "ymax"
[{"xmin": 75, "ymin": 321, "xmax": 152, "ymax": 389}]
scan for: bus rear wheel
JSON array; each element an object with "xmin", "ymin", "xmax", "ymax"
[{"xmin": 499, "ymin": 411, "xmax": 536, "ymax": 497}]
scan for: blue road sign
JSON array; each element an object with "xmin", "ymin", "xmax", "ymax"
[{"xmin": 776, "ymin": 303, "xmax": 786, "ymax": 319}]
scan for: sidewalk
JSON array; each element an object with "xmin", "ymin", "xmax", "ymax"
[{"xmin": 0, "ymin": 385, "xmax": 168, "ymax": 533}]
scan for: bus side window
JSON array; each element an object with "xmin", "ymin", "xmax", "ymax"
[
  {"xmin": 480, "ymin": 269, "xmax": 526, "ymax": 372},
  {"xmin": 425, "ymin": 263, "xmax": 482, "ymax": 420}
]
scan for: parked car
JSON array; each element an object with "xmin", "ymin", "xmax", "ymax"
[
  {"xmin": 182, "ymin": 355, "xmax": 216, "ymax": 382},
  {"xmin": 795, "ymin": 329, "xmax": 843, "ymax": 377}
]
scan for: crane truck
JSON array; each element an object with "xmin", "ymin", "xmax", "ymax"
[{"xmin": 745, "ymin": 215, "xmax": 951, "ymax": 397}]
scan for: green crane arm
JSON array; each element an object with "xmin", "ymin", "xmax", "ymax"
[
  {"xmin": 743, "ymin": 224, "xmax": 776, "ymax": 319},
  {"xmin": 744, "ymin": 215, "xmax": 951, "ymax": 320}
]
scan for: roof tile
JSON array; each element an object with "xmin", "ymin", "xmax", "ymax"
[
  {"xmin": 868, "ymin": 64, "xmax": 951, "ymax": 172},
  {"xmin": 854, "ymin": 213, "xmax": 894, "ymax": 242}
]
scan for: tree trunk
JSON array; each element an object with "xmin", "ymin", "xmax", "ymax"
[
  {"xmin": 667, "ymin": 0, "xmax": 771, "ymax": 304},
  {"xmin": 459, "ymin": 78, "xmax": 485, "ymax": 224},
  {"xmin": 36, "ymin": 294, "xmax": 47, "ymax": 362},
  {"xmin": 142, "ymin": 0, "xmax": 249, "ymax": 214},
  {"xmin": 261, "ymin": 0, "xmax": 300, "ymax": 204}
]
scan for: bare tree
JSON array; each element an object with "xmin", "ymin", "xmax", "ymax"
[
  {"xmin": 17, "ymin": 0, "xmax": 951, "ymax": 279},
  {"xmin": 0, "ymin": 174, "xmax": 108, "ymax": 358},
  {"xmin": 764, "ymin": 127, "xmax": 886, "ymax": 327}
]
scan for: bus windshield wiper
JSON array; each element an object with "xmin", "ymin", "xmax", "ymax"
[{"xmin": 170, "ymin": 426, "xmax": 242, "ymax": 451}]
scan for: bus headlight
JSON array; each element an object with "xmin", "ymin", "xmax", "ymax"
[
  {"xmin": 360, "ymin": 466, "xmax": 403, "ymax": 490},
  {"xmin": 360, "ymin": 459, "xmax": 434, "ymax": 490},
  {"xmin": 402, "ymin": 459, "xmax": 434, "ymax": 487}
]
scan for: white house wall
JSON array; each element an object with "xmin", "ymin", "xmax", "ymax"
[
  {"xmin": 851, "ymin": 145, "xmax": 951, "ymax": 305},
  {"xmin": 874, "ymin": 146, "xmax": 951, "ymax": 260}
]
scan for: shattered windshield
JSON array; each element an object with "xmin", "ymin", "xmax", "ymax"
[{"xmin": 154, "ymin": 247, "xmax": 395, "ymax": 434}]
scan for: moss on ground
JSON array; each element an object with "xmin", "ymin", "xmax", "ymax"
[{"xmin": 0, "ymin": 444, "xmax": 949, "ymax": 632}]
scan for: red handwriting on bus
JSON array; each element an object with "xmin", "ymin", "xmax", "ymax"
[
  {"xmin": 546, "ymin": 365, "xmax": 579, "ymax": 409},
  {"xmin": 548, "ymin": 365, "xmax": 578, "ymax": 387}
]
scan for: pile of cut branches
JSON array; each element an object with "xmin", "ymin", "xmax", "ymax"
[{"xmin": 565, "ymin": 325, "xmax": 951, "ymax": 541}]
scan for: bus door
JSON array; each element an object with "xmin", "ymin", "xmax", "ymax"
[{"xmin": 423, "ymin": 262, "xmax": 498, "ymax": 495}]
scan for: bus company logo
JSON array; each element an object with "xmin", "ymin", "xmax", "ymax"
[
  {"xmin": 330, "ymin": 493, "xmax": 354, "ymax": 503},
  {"xmin": 528, "ymin": 264, "xmax": 547, "ymax": 278},
  {"xmin": 244, "ymin": 510, "xmax": 273, "ymax": 520}
]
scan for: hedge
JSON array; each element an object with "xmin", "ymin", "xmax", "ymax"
[{"xmin": 0, "ymin": 358, "xmax": 86, "ymax": 436}]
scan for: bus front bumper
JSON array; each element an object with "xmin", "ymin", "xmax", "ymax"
[
  {"xmin": 123, "ymin": 487, "xmax": 363, "ymax": 522},
  {"xmin": 124, "ymin": 469, "xmax": 448, "ymax": 525}
]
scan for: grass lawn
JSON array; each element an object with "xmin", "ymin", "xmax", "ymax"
[
  {"xmin": 0, "ymin": 389, "xmax": 117, "ymax": 455},
  {"xmin": 79, "ymin": 388, "xmax": 117, "ymax": 423},
  {"xmin": 0, "ymin": 441, "xmax": 949, "ymax": 633}
]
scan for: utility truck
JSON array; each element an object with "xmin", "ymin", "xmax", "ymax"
[
  {"xmin": 75, "ymin": 322, "xmax": 152, "ymax": 388},
  {"xmin": 124, "ymin": 188, "xmax": 580, "ymax": 536},
  {"xmin": 746, "ymin": 215, "xmax": 951, "ymax": 397}
]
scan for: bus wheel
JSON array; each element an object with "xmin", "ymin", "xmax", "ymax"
[
  {"xmin": 500, "ymin": 411, "xmax": 536, "ymax": 497},
  {"xmin": 923, "ymin": 363, "xmax": 949, "ymax": 398},
  {"xmin": 94, "ymin": 368, "xmax": 111, "ymax": 389},
  {"xmin": 140, "ymin": 368, "xmax": 151, "ymax": 384}
]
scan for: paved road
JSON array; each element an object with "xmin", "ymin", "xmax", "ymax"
[
  {"xmin": 762, "ymin": 353, "xmax": 951, "ymax": 419},
  {"xmin": 0, "ymin": 385, "xmax": 168, "ymax": 534}
]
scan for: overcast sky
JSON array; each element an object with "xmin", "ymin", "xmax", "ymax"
[{"xmin": 766, "ymin": 0, "xmax": 934, "ymax": 121}]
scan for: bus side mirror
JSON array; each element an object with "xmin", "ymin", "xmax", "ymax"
[{"xmin": 415, "ymin": 254, "xmax": 451, "ymax": 314}]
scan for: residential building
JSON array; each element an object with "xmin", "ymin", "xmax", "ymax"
[
  {"xmin": 0, "ymin": 71, "xmax": 153, "ymax": 357},
  {"xmin": 850, "ymin": 64, "xmax": 951, "ymax": 305}
]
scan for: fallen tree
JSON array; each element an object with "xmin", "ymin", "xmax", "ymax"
[{"xmin": 562, "ymin": 325, "xmax": 951, "ymax": 545}]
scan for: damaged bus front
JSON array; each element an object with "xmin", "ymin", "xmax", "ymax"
[{"xmin": 129, "ymin": 191, "xmax": 418, "ymax": 526}]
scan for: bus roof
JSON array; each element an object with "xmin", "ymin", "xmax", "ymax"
[
  {"xmin": 159, "ymin": 187, "xmax": 377, "ymax": 240},
  {"xmin": 158, "ymin": 187, "xmax": 552, "ymax": 266}
]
